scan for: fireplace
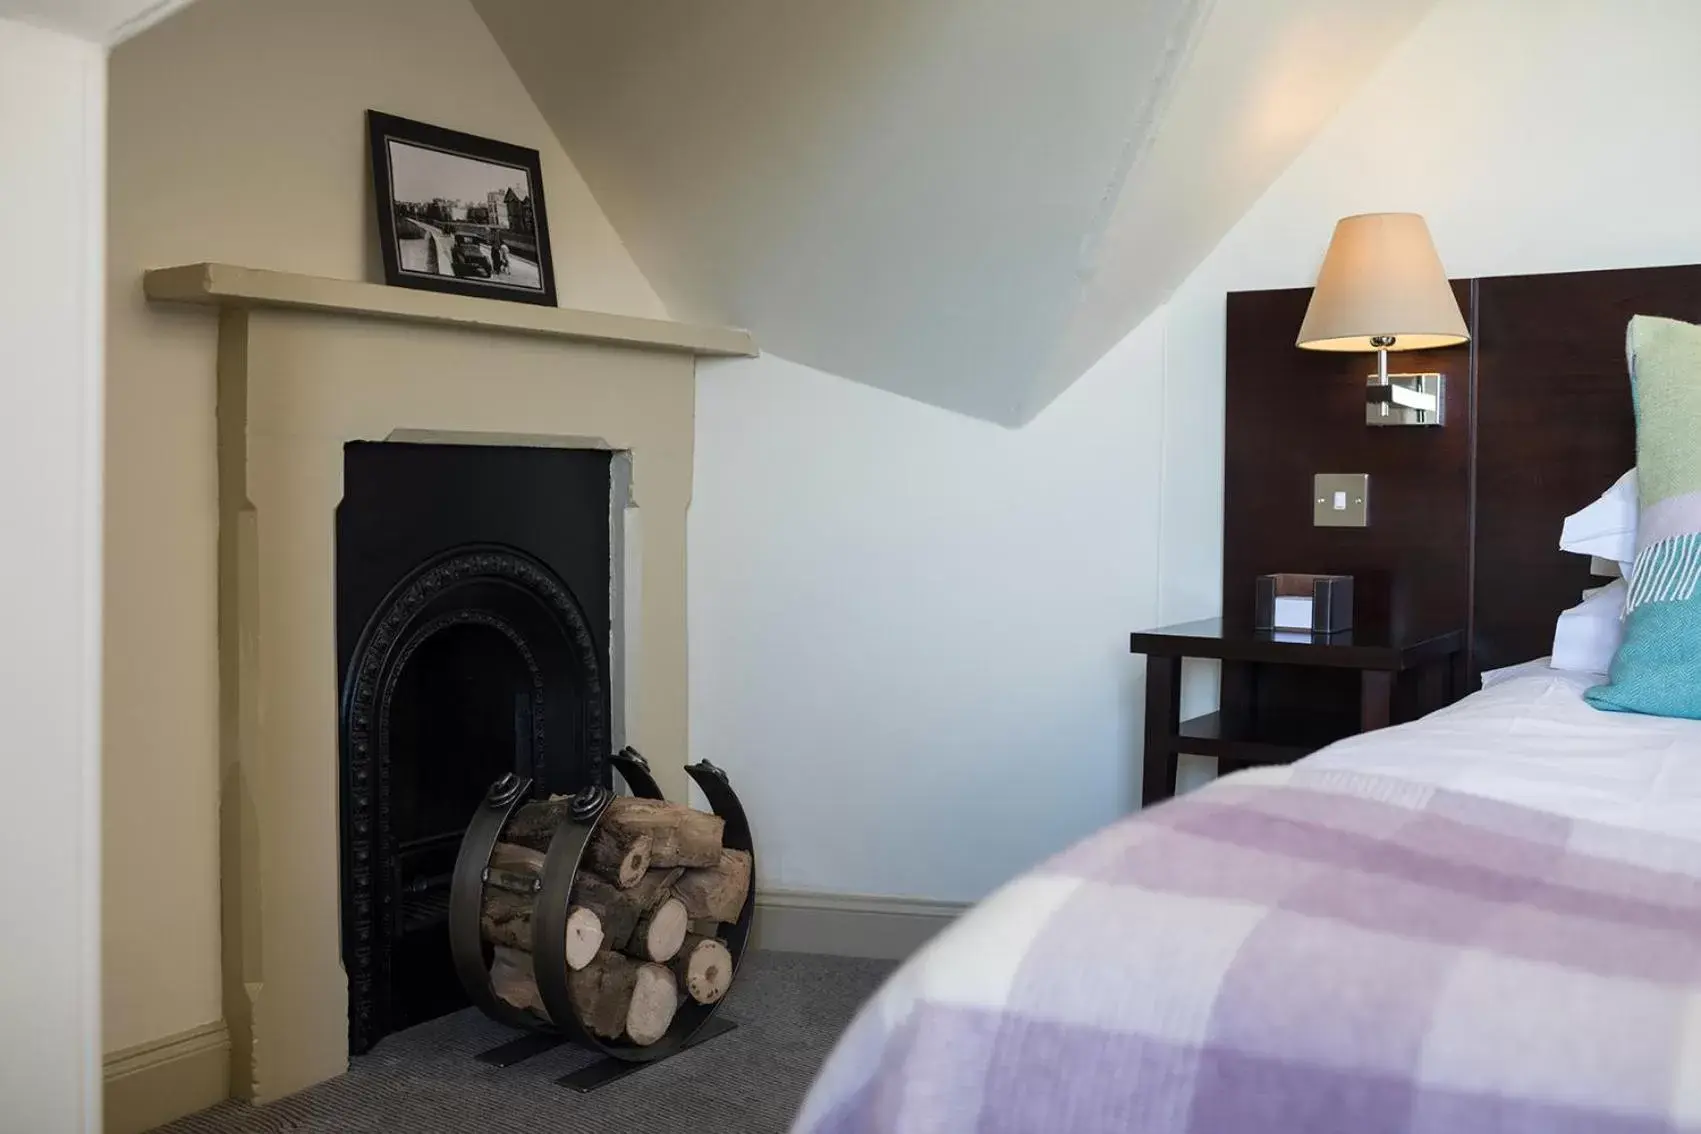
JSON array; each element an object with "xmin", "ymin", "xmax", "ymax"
[
  {"xmin": 193, "ymin": 282, "xmax": 711, "ymax": 1101},
  {"xmin": 337, "ymin": 441, "xmax": 615, "ymax": 1052}
]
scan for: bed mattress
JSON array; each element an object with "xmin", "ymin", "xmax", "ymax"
[
  {"xmin": 1306, "ymin": 662, "xmax": 1701, "ymax": 842},
  {"xmin": 792, "ymin": 670, "xmax": 1701, "ymax": 1133}
]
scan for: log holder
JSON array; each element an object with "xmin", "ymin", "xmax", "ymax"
[{"xmin": 447, "ymin": 748, "xmax": 754, "ymax": 1092}]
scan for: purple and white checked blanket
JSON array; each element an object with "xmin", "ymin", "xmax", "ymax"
[{"xmin": 792, "ymin": 765, "xmax": 1701, "ymax": 1133}]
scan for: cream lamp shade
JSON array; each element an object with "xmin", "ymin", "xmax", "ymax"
[{"xmin": 1296, "ymin": 213, "xmax": 1469, "ymax": 352}]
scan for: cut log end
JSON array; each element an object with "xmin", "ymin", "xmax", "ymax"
[
  {"xmin": 588, "ymin": 828, "xmax": 654, "ymax": 889},
  {"xmin": 566, "ymin": 951, "xmax": 679, "ymax": 1045},
  {"xmin": 631, "ymin": 895, "xmax": 689, "ymax": 963},
  {"xmin": 571, "ymin": 873, "xmax": 643, "ymax": 951},
  {"xmin": 565, "ymin": 906, "xmax": 603, "ymax": 970},
  {"xmin": 613, "ymin": 841, "xmax": 652, "ymax": 887},
  {"xmin": 626, "ymin": 963, "xmax": 679, "ymax": 1046},
  {"xmin": 672, "ymin": 934, "xmax": 734, "ymax": 1005}
]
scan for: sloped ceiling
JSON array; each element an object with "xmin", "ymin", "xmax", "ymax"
[{"xmin": 476, "ymin": 0, "xmax": 1437, "ymax": 425}]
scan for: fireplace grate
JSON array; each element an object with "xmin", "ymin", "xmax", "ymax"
[{"xmin": 400, "ymin": 889, "xmax": 453, "ymax": 934}]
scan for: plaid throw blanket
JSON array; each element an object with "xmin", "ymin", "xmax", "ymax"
[{"xmin": 792, "ymin": 766, "xmax": 1701, "ymax": 1133}]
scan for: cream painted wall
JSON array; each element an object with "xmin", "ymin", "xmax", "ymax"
[
  {"xmin": 0, "ymin": 16, "xmax": 104, "ymax": 1131},
  {"xmin": 105, "ymin": 0, "xmax": 665, "ymax": 1055},
  {"xmin": 690, "ymin": 0, "xmax": 1701, "ymax": 900}
]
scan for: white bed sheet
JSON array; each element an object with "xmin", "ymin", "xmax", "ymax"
[{"xmin": 1302, "ymin": 664, "xmax": 1701, "ymax": 841}]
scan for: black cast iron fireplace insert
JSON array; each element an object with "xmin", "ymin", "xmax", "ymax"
[{"xmin": 337, "ymin": 442, "xmax": 614, "ymax": 1053}]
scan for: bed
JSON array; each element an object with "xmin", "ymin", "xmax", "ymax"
[
  {"xmin": 793, "ymin": 670, "xmax": 1701, "ymax": 1133},
  {"xmin": 792, "ymin": 263, "xmax": 1701, "ymax": 1133},
  {"xmin": 1306, "ymin": 663, "xmax": 1701, "ymax": 839}
]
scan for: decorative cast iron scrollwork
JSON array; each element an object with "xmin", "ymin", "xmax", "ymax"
[{"xmin": 341, "ymin": 545, "xmax": 607, "ymax": 1054}]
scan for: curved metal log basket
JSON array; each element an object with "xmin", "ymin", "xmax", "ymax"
[{"xmin": 449, "ymin": 748, "xmax": 755, "ymax": 1064}]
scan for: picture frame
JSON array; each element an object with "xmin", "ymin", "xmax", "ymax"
[{"xmin": 367, "ymin": 110, "xmax": 558, "ymax": 307}]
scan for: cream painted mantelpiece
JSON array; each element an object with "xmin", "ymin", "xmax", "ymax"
[
  {"xmin": 145, "ymin": 263, "xmax": 754, "ymax": 1103},
  {"xmin": 144, "ymin": 262, "xmax": 757, "ymax": 356}
]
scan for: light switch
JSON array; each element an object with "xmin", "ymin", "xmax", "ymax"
[{"xmin": 1314, "ymin": 473, "xmax": 1369, "ymax": 528}]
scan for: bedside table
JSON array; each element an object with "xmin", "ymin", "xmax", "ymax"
[{"xmin": 1128, "ymin": 618, "xmax": 1465, "ymax": 806}]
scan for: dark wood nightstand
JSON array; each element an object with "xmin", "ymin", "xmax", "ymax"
[{"xmin": 1128, "ymin": 619, "xmax": 1465, "ymax": 806}]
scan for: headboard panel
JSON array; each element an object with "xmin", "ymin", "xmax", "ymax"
[
  {"xmin": 1470, "ymin": 266, "xmax": 1701, "ymax": 669},
  {"xmin": 1224, "ymin": 283, "xmax": 1474, "ymax": 644},
  {"xmin": 1225, "ymin": 261, "xmax": 1701, "ymax": 680}
]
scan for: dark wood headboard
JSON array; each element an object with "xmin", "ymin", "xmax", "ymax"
[{"xmin": 1225, "ymin": 262, "xmax": 1701, "ymax": 679}]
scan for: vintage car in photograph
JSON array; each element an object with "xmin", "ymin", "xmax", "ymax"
[{"xmin": 450, "ymin": 232, "xmax": 493, "ymax": 278}]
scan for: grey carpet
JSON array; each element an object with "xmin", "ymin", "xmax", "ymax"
[{"xmin": 152, "ymin": 950, "xmax": 893, "ymax": 1134}]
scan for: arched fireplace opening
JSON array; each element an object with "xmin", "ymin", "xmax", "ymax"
[{"xmin": 337, "ymin": 443, "xmax": 614, "ymax": 1053}]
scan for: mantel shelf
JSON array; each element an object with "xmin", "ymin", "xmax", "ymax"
[{"xmin": 143, "ymin": 263, "xmax": 758, "ymax": 358}]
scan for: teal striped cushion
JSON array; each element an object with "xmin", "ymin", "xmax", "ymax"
[
  {"xmin": 1586, "ymin": 315, "xmax": 1701, "ymax": 719},
  {"xmin": 1625, "ymin": 533, "xmax": 1701, "ymax": 608}
]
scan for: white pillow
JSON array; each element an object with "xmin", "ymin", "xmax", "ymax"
[
  {"xmin": 1551, "ymin": 578, "xmax": 1628, "ymax": 675},
  {"xmin": 1559, "ymin": 469, "xmax": 1637, "ymax": 575}
]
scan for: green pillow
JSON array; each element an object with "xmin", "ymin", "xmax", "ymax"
[{"xmin": 1586, "ymin": 315, "xmax": 1701, "ymax": 719}]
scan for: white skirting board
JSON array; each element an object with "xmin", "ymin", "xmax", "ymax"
[
  {"xmin": 749, "ymin": 889, "xmax": 969, "ymax": 961},
  {"xmin": 103, "ymin": 1020, "xmax": 230, "ymax": 1134}
]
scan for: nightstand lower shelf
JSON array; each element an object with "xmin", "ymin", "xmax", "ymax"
[{"xmin": 1166, "ymin": 711, "xmax": 1349, "ymax": 770}]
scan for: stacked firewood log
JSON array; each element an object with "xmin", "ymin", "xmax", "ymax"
[{"xmin": 481, "ymin": 795, "xmax": 752, "ymax": 1046}]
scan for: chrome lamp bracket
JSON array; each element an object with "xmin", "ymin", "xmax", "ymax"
[{"xmin": 1366, "ymin": 371, "xmax": 1444, "ymax": 426}]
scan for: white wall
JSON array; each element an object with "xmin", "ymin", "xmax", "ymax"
[
  {"xmin": 691, "ymin": 326, "xmax": 1168, "ymax": 900},
  {"xmin": 689, "ymin": 0, "xmax": 1701, "ymax": 902},
  {"xmin": 0, "ymin": 16, "xmax": 104, "ymax": 1132}
]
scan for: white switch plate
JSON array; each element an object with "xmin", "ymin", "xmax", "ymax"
[{"xmin": 1314, "ymin": 473, "xmax": 1369, "ymax": 527}]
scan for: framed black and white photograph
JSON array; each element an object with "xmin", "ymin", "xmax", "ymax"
[{"xmin": 368, "ymin": 110, "xmax": 557, "ymax": 307}]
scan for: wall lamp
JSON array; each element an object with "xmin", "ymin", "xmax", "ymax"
[{"xmin": 1295, "ymin": 212, "xmax": 1469, "ymax": 426}]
